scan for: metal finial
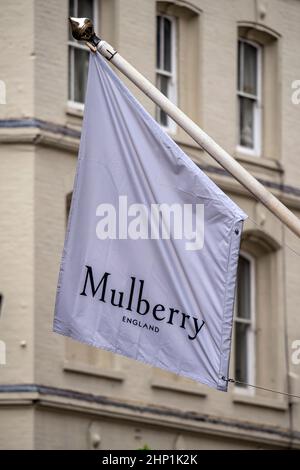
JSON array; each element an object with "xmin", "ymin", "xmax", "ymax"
[{"xmin": 69, "ymin": 17, "xmax": 100, "ymax": 50}]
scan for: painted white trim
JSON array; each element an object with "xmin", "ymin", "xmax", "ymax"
[
  {"xmin": 234, "ymin": 251, "xmax": 256, "ymax": 395},
  {"xmin": 156, "ymin": 14, "xmax": 177, "ymax": 134},
  {"xmin": 237, "ymin": 39, "xmax": 262, "ymax": 157},
  {"xmin": 68, "ymin": 40, "xmax": 89, "ymax": 51},
  {"xmin": 67, "ymin": 100, "xmax": 84, "ymax": 112}
]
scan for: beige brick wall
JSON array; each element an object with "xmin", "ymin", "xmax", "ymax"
[
  {"xmin": 0, "ymin": 145, "xmax": 35, "ymax": 383},
  {"xmin": 0, "ymin": 0, "xmax": 35, "ymax": 118}
]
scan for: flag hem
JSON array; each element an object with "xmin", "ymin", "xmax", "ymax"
[
  {"xmin": 217, "ymin": 218, "xmax": 244, "ymax": 391},
  {"xmin": 53, "ymin": 319, "xmax": 221, "ymax": 391}
]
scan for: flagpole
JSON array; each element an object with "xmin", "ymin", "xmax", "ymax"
[{"xmin": 69, "ymin": 17, "xmax": 300, "ymax": 239}]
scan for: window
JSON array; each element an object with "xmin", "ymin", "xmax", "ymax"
[
  {"xmin": 68, "ymin": 0, "xmax": 96, "ymax": 106},
  {"xmin": 237, "ymin": 39, "xmax": 261, "ymax": 155},
  {"xmin": 234, "ymin": 253, "xmax": 255, "ymax": 390},
  {"xmin": 156, "ymin": 15, "xmax": 177, "ymax": 131}
]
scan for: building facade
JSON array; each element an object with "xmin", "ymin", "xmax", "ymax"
[{"xmin": 0, "ymin": 0, "xmax": 300, "ymax": 449}]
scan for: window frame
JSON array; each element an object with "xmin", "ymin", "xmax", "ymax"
[
  {"xmin": 156, "ymin": 14, "xmax": 177, "ymax": 133},
  {"xmin": 68, "ymin": 0, "xmax": 98, "ymax": 110},
  {"xmin": 234, "ymin": 251, "xmax": 256, "ymax": 395},
  {"xmin": 237, "ymin": 38, "xmax": 262, "ymax": 157}
]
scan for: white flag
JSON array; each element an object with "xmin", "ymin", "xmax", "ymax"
[{"xmin": 53, "ymin": 53, "xmax": 247, "ymax": 391}]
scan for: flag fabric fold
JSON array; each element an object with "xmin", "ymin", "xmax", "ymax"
[{"xmin": 53, "ymin": 52, "xmax": 247, "ymax": 391}]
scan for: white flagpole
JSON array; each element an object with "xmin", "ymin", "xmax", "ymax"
[{"xmin": 70, "ymin": 17, "xmax": 300, "ymax": 239}]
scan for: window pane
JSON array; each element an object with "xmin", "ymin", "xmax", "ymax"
[
  {"xmin": 156, "ymin": 74, "xmax": 169, "ymax": 126},
  {"xmin": 68, "ymin": 47, "xmax": 73, "ymax": 101},
  {"xmin": 158, "ymin": 73, "xmax": 169, "ymax": 96},
  {"xmin": 235, "ymin": 322, "xmax": 248, "ymax": 384},
  {"xmin": 78, "ymin": 0, "xmax": 94, "ymax": 19},
  {"xmin": 156, "ymin": 16, "xmax": 161, "ymax": 69},
  {"xmin": 243, "ymin": 42, "xmax": 257, "ymax": 96},
  {"xmin": 159, "ymin": 109, "xmax": 168, "ymax": 127},
  {"xmin": 74, "ymin": 48, "xmax": 90, "ymax": 103},
  {"xmin": 237, "ymin": 256, "xmax": 251, "ymax": 319},
  {"xmin": 239, "ymin": 96, "xmax": 255, "ymax": 148},
  {"xmin": 66, "ymin": 192, "xmax": 72, "ymax": 223},
  {"xmin": 238, "ymin": 40, "xmax": 242, "ymax": 91},
  {"xmin": 163, "ymin": 18, "xmax": 172, "ymax": 72},
  {"xmin": 69, "ymin": 0, "xmax": 75, "ymax": 16},
  {"xmin": 69, "ymin": 0, "xmax": 76, "ymax": 41}
]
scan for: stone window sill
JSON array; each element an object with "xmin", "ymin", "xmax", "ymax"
[
  {"xmin": 233, "ymin": 393, "xmax": 287, "ymax": 411},
  {"xmin": 66, "ymin": 102, "xmax": 84, "ymax": 119},
  {"xmin": 151, "ymin": 378, "xmax": 207, "ymax": 397},
  {"xmin": 235, "ymin": 150, "xmax": 283, "ymax": 174},
  {"xmin": 63, "ymin": 360, "xmax": 125, "ymax": 382}
]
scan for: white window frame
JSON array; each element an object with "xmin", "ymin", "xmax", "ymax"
[
  {"xmin": 237, "ymin": 39, "xmax": 262, "ymax": 157},
  {"xmin": 68, "ymin": 0, "xmax": 98, "ymax": 110},
  {"xmin": 234, "ymin": 251, "xmax": 256, "ymax": 395},
  {"xmin": 156, "ymin": 14, "xmax": 177, "ymax": 133}
]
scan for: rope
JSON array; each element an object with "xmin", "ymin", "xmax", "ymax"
[{"xmin": 222, "ymin": 377, "xmax": 300, "ymax": 399}]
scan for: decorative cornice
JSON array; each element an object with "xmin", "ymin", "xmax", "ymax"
[
  {"xmin": 1, "ymin": 119, "xmax": 300, "ymax": 205},
  {"xmin": 0, "ymin": 384, "xmax": 299, "ymax": 448},
  {"xmin": 0, "ymin": 118, "xmax": 81, "ymax": 139},
  {"xmin": 201, "ymin": 164, "xmax": 300, "ymax": 199},
  {"xmin": 237, "ymin": 21, "xmax": 281, "ymax": 39}
]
